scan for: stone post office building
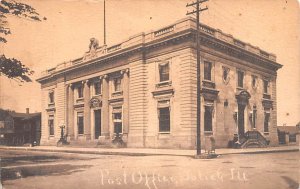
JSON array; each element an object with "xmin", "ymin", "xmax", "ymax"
[{"xmin": 37, "ymin": 17, "xmax": 282, "ymax": 149}]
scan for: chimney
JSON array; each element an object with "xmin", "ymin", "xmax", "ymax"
[{"xmin": 26, "ymin": 108, "xmax": 29, "ymax": 114}]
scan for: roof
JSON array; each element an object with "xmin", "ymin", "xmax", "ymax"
[
  {"xmin": 10, "ymin": 112, "xmax": 41, "ymax": 120},
  {"xmin": 277, "ymin": 126, "xmax": 299, "ymax": 134},
  {"xmin": 37, "ymin": 17, "xmax": 282, "ymax": 83},
  {"xmin": 0, "ymin": 109, "xmax": 41, "ymax": 120}
]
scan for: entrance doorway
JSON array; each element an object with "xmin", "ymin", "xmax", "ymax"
[
  {"xmin": 94, "ymin": 110, "xmax": 101, "ymax": 139},
  {"xmin": 238, "ymin": 104, "xmax": 245, "ymax": 136}
]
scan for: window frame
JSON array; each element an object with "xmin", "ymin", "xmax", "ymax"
[
  {"xmin": 264, "ymin": 112, "xmax": 270, "ymax": 133},
  {"xmin": 204, "ymin": 105, "xmax": 213, "ymax": 132},
  {"xmin": 251, "ymin": 75, "xmax": 258, "ymax": 89},
  {"xmin": 158, "ymin": 106, "xmax": 171, "ymax": 133},
  {"xmin": 204, "ymin": 61, "xmax": 212, "ymax": 81},
  {"xmin": 93, "ymin": 80, "xmax": 102, "ymax": 96},
  {"xmin": 159, "ymin": 62, "xmax": 170, "ymax": 83},
  {"xmin": 48, "ymin": 115, "xmax": 55, "ymax": 136},
  {"xmin": 77, "ymin": 112, "xmax": 84, "ymax": 135},
  {"xmin": 222, "ymin": 66, "xmax": 230, "ymax": 84},
  {"xmin": 48, "ymin": 90, "xmax": 55, "ymax": 104},
  {"xmin": 252, "ymin": 106, "xmax": 257, "ymax": 129},
  {"xmin": 237, "ymin": 70, "xmax": 244, "ymax": 88},
  {"xmin": 112, "ymin": 107, "xmax": 123, "ymax": 134},
  {"xmin": 263, "ymin": 79, "xmax": 269, "ymax": 94},
  {"xmin": 77, "ymin": 85, "xmax": 84, "ymax": 99},
  {"xmin": 113, "ymin": 77, "xmax": 122, "ymax": 93}
]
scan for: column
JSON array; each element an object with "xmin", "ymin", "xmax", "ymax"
[
  {"xmin": 84, "ymin": 80, "xmax": 91, "ymax": 140},
  {"xmin": 67, "ymin": 84, "xmax": 74, "ymax": 140},
  {"xmin": 101, "ymin": 75, "xmax": 110, "ymax": 138},
  {"xmin": 122, "ymin": 69, "xmax": 130, "ymax": 135}
]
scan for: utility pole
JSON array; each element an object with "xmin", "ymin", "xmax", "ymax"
[{"xmin": 186, "ymin": 0, "xmax": 208, "ymax": 156}]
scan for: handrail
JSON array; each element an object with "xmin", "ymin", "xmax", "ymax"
[{"xmin": 240, "ymin": 130, "xmax": 268, "ymax": 147}]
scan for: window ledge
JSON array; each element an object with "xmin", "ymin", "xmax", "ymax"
[
  {"xmin": 202, "ymin": 80, "xmax": 215, "ymax": 89},
  {"xmin": 76, "ymin": 97, "xmax": 84, "ymax": 101},
  {"xmin": 263, "ymin": 93, "xmax": 271, "ymax": 99},
  {"xmin": 204, "ymin": 131, "xmax": 213, "ymax": 135},
  {"xmin": 158, "ymin": 132, "xmax": 171, "ymax": 139},
  {"xmin": 159, "ymin": 132, "xmax": 170, "ymax": 134},
  {"xmin": 113, "ymin": 133, "xmax": 124, "ymax": 135},
  {"xmin": 92, "ymin": 94, "xmax": 102, "ymax": 98},
  {"xmin": 112, "ymin": 91, "xmax": 123, "ymax": 97},
  {"xmin": 156, "ymin": 80, "xmax": 172, "ymax": 88},
  {"xmin": 263, "ymin": 132, "xmax": 269, "ymax": 135}
]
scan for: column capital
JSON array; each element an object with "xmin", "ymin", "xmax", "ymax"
[
  {"xmin": 120, "ymin": 68, "xmax": 129, "ymax": 76},
  {"xmin": 68, "ymin": 83, "xmax": 74, "ymax": 89},
  {"xmin": 103, "ymin": 74, "xmax": 109, "ymax": 80}
]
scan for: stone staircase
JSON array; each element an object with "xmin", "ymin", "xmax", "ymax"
[{"xmin": 239, "ymin": 131, "xmax": 269, "ymax": 148}]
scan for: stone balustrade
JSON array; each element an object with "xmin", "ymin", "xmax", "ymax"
[
  {"xmin": 154, "ymin": 25, "xmax": 175, "ymax": 37},
  {"xmin": 40, "ymin": 17, "xmax": 277, "ymax": 78}
]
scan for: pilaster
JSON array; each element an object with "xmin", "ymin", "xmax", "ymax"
[
  {"xmin": 84, "ymin": 80, "xmax": 91, "ymax": 139},
  {"xmin": 67, "ymin": 84, "xmax": 74, "ymax": 140},
  {"xmin": 102, "ymin": 75, "xmax": 110, "ymax": 137}
]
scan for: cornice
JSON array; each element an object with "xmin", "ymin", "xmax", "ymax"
[{"xmin": 37, "ymin": 17, "xmax": 282, "ymax": 83}]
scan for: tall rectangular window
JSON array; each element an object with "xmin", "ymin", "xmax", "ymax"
[
  {"xmin": 204, "ymin": 106, "xmax": 213, "ymax": 132},
  {"xmin": 94, "ymin": 81, "xmax": 101, "ymax": 95},
  {"xmin": 159, "ymin": 63, "xmax": 169, "ymax": 82},
  {"xmin": 113, "ymin": 107, "xmax": 122, "ymax": 134},
  {"xmin": 113, "ymin": 78, "xmax": 122, "ymax": 92},
  {"xmin": 264, "ymin": 112, "xmax": 270, "ymax": 133},
  {"xmin": 237, "ymin": 71, "xmax": 244, "ymax": 88},
  {"xmin": 159, "ymin": 107, "xmax": 170, "ymax": 132},
  {"xmin": 48, "ymin": 115, "xmax": 54, "ymax": 136},
  {"xmin": 263, "ymin": 80, "xmax": 269, "ymax": 94},
  {"xmin": 253, "ymin": 106, "xmax": 257, "ymax": 129},
  {"xmin": 49, "ymin": 91, "xmax": 54, "ymax": 104},
  {"xmin": 204, "ymin": 61, "xmax": 212, "ymax": 81},
  {"xmin": 77, "ymin": 112, "xmax": 84, "ymax": 135},
  {"xmin": 77, "ymin": 85, "xmax": 83, "ymax": 98}
]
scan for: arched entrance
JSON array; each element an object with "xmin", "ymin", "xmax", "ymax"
[{"xmin": 235, "ymin": 90, "xmax": 251, "ymax": 137}]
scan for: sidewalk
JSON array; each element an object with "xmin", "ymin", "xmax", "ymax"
[{"xmin": 0, "ymin": 145, "xmax": 298, "ymax": 157}]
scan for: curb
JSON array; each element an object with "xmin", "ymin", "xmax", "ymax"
[
  {"xmin": 0, "ymin": 146, "xmax": 298, "ymax": 157},
  {"xmin": 219, "ymin": 148, "xmax": 299, "ymax": 155}
]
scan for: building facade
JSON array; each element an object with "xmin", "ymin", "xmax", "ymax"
[
  {"xmin": 0, "ymin": 108, "xmax": 41, "ymax": 146},
  {"xmin": 37, "ymin": 17, "xmax": 282, "ymax": 148}
]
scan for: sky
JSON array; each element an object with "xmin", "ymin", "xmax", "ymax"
[{"xmin": 0, "ymin": 0, "xmax": 299, "ymax": 125}]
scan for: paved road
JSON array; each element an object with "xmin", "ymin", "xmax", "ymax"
[{"xmin": 0, "ymin": 149, "xmax": 299, "ymax": 189}]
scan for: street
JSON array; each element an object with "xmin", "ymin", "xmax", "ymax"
[{"xmin": 0, "ymin": 149, "xmax": 299, "ymax": 189}]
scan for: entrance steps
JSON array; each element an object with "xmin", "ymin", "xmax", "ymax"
[{"xmin": 231, "ymin": 131, "xmax": 270, "ymax": 148}]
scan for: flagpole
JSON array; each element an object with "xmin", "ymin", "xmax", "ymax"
[{"xmin": 103, "ymin": 0, "xmax": 106, "ymax": 45}]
